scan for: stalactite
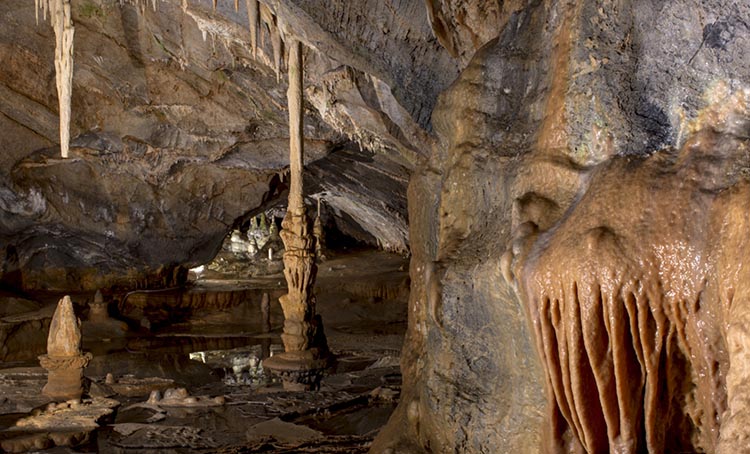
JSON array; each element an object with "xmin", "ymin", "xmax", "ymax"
[
  {"xmin": 245, "ymin": 0, "xmax": 259, "ymax": 58},
  {"xmin": 36, "ymin": 0, "xmax": 74, "ymax": 159},
  {"xmin": 271, "ymin": 17, "xmax": 282, "ymax": 83},
  {"xmin": 234, "ymin": 0, "xmax": 238, "ymax": 12},
  {"xmin": 287, "ymin": 39, "xmax": 303, "ymax": 215}
]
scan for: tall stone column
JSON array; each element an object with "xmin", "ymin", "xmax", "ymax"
[{"xmin": 264, "ymin": 39, "xmax": 331, "ymax": 391}]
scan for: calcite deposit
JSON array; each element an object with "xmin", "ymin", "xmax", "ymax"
[
  {"xmin": 264, "ymin": 38, "xmax": 332, "ymax": 390},
  {"xmin": 39, "ymin": 296, "xmax": 92, "ymax": 401}
]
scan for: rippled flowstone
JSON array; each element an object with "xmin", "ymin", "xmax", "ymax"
[{"xmin": 0, "ymin": 397, "xmax": 119, "ymax": 453}]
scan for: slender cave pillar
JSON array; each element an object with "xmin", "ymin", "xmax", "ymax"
[{"xmin": 263, "ymin": 39, "xmax": 331, "ymax": 391}]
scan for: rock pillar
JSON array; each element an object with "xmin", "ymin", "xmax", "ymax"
[
  {"xmin": 39, "ymin": 296, "xmax": 92, "ymax": 401},
  {"xmin": 263, "ymin": 39, "xmax": 331, "ymax": 390}
]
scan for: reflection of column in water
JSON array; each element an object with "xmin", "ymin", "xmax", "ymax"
[{"xmin": 261, "ymin": 292, "xmax": 271, "ymax": 359}]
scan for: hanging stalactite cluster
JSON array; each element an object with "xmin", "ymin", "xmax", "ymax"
[{"xmin": 33, "ymin": 0, "xmax": 303, "ymax": 158}]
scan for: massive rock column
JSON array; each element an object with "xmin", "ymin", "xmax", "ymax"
[{"xmin": 263, "ymin": 39, "xmax": 331, "ymax": 391}]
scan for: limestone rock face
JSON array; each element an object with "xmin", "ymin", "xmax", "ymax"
[{"xmin": 375, "ymin": 0, "xmax": 750, "ymax": 453}]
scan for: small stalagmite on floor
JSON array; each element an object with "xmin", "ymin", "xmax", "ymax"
[{"xmin": 39, "ymin": 295, "xmax": 92, "ymax": 401}]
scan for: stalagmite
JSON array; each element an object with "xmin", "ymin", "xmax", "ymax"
[
  {"xmin": 245, "ymin": 0, "xmax": 259, "ymax": 58},
  {"xmin": 39, "ymin": 296, "xmax": 92, "ymax": 401},
  {"xmin": 37, "ymin": 0, "xmax": 74, "ymax": 159},
  {"xmin": 263, "ymin": 39, "xmax": 331, "ymax": 391}
]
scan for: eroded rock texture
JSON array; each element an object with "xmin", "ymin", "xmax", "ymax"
[{"xmin": 375, "ymin": 0, "xmax": 750, "ymax": 453}]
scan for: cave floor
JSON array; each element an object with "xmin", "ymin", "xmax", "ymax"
[{"xmin": 0, "ymin": 250, "xmax": 409, "ymax": 453}]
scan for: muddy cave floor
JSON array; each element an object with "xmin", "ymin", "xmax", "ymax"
[{"xmin": 0, "ymin": 250, "xmax": 410, "ymax": 453}]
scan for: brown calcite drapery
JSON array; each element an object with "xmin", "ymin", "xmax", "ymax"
[{"xmin": 502, "ymin": 89, "xmax": 750, "ymax": 454}]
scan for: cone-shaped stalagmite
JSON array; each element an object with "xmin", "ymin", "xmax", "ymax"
[
  {"xmin": 39, "ymin": 296, "xmax": 92, "ymax": 401},
  {"xmin": 46, "ymin": 295, "xmax": 81, "ymax": 357}
]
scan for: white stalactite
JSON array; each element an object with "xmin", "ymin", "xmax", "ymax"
[
  {"xmin": 245, "ymin": 0, "xmax": 258, "ymax": 58},
  {"xmin": 37, "ymin": 0, "xmax": 74, "ymax": 159},
  {"xmin": 271, "ymin": 18, "xmax": 282, "ymax": 83}
]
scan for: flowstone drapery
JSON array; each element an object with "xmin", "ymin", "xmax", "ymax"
[
  {"xmin": 263, "ymin": 39, "xmax": 331, "ymax": 391},
  {"xmin": 502, "ymin": 89, "xmax": 750, "ymax": 454}
]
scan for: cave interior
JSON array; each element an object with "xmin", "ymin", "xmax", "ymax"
[{"xmin": 1, "ymin": 0, "xmax": 750, "ymax": 453}]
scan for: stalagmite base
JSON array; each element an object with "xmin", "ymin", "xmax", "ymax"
[{"xmin": 263, "ymin": 39, "xmax": 331, "ymax": 391}]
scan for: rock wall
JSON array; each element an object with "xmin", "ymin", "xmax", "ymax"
[{"xmin": 375, "ymin": 0, "xmax": 750, "ymax": 452}]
